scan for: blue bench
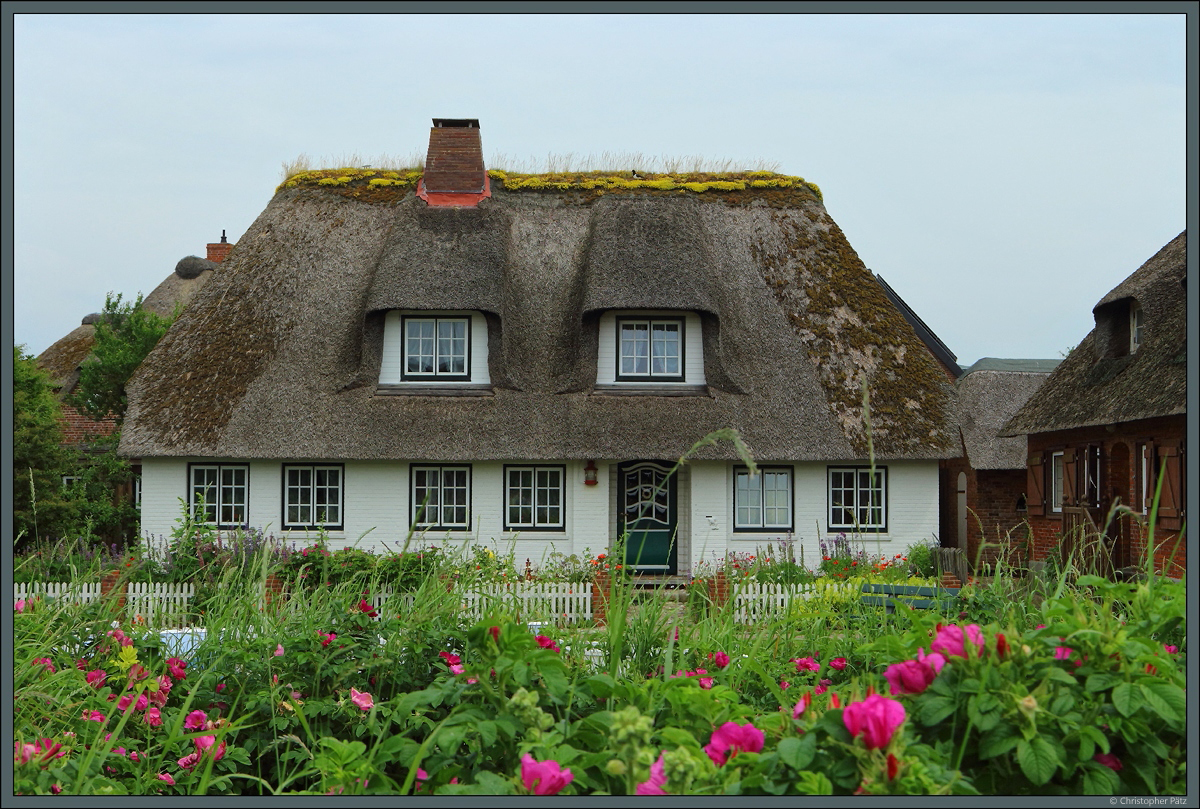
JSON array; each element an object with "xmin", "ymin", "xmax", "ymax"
[{"xmin": 859, "ymin": 583, "xmax": 961, "ymax": 614}]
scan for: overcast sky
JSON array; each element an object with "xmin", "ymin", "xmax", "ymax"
[{"xmin": 10, "ymin": 11, "xmax": 1189, "ymax": 368}]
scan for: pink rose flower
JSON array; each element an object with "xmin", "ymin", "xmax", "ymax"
[
  {"xmin": 1094, "ymin": 753, "xmax": 1122, "ymax": 771},
  {"xmin": 318, "ymin": 631, "xmax": 336, "ymax": 647},
  {"xmin": 636, "ymin": 753, "xmax": 668, "ymax": 795},
  {"xmin": 1164, "ymin": 644, "xmax": 1178, "ymax": 655},
  {"xmin": 15, "ymin": 599, "xmax": 26, "ymax": 613},
  {"xmin": 357, "ymin": 599, "xmax": 378, "ymax": 618},
  {"xmin": 274, "ymin": 644, "xmax": 285, "ymax": 657},
  {"xmin": 32, "ymin": 657, "xmax": 56, "ymax": 674},
  {"xmin": 884, "ymin": 648, "xmax": 946, "ymax": 696},
  {"xmin": 166, "ymin": 657, "xmax": 187, "ymax": 680},
  {"xmin": 704, "ymin": 721, "xmax": 764, "ymax": 767},
  {"xmin": 843, "ymin": 694, "xmax": 906, "ymax": 750},
  {"xmin": 158, "ymin": 772, "xmax": 175, "ymax": 785},
  {"xmin": 709, "ymin": 651, "xmax": 731, "ymax": 669},
  {"xmin": 85, "ymin": 669, "xmax": 107, "ymax": 688},
  {"xmin": 791, "ymin": 656, "xmax": 821, "ymax": 672},
  {"xmin": 144, "ymin": 706, "xmax": 162, "ymax": 727},
  {"xmin": 535, "ymin": 635, "xmax": 561, "ymax": 653},
  {"xmin": 350, "ymin": 687, "xmax": 374, "ymax": 711},
  {"xmin": 793, "ymin": 692, "xmax": 812, "ymax": 718},
  {"xmin": 521, "ymin": 754, "xmax": 573, "ymax": 795},
  {"xmin": 184, "ymin": 710, "xmax": 208, "ymax": 730},
  {"xmin": 929, "ymin": 624, "xmax": 984, "ymax": 659},
  {"xmin": 829, "ymin": 657, "xmax": 847, "ymax": 670},
  {"xmin": 84, "ymin": 710, "xmax": 106, "ymax": 723},
  {"xmin": 178, "ymin": 751, "xmax": 201, "ymax": 771}
]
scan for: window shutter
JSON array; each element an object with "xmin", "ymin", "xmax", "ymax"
[
  {"xmin": 1026, "ymin": 452, "xmax": 1045, "ymax": 516},
  {"xmin": 1156, "ymin": 444, "xmax": 1182, "ymax": 529},
  {"xmin": 1062, "ymin": 448, "xmax": 1077, "ymax": 508}
]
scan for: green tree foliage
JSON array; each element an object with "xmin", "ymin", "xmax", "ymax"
[
  {"xmin": 13, "ymin": 345, "xmax": 71, "ymax": 543},
  {"xmin": 70, "ymin": 292, "xmax": 175, "ymax": 425}
]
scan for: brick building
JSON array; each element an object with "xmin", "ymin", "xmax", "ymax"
[{"xmin": 1003, "ymin": 232, "xmax": 1187, "ymax": 576}]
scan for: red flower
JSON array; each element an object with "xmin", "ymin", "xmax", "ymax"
[
  {"xmin": 995, "ymin": 633, "xmax": 1009, "ymax": 658},
  {"xmin": 489, "ymin": 626, "xmax": 500, "ymax": 643},
  {"xmin": 357, "ymin": 599, "xmax": 378, "ymax": 618},
  {"xmin": 1093, "ymin": 753, "xmax": 1122, "ymax": 771},
  {"xmin": 829, "ymin": 657, "xmax": 847, "ymax": 670},
  {"xmin": 887, "ymin": 752, "xmax": 900, "ymax": 781}
]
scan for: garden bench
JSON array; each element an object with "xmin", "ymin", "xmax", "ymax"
[{"xmin": 859, "ymin": 583, "xmax": 960, "ymax": 614}]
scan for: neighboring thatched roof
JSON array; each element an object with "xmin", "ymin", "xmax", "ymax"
[
  {"xmin": 36, "ymin": 257, "xmax": 216, "ymax": 394},
  {"xmin": 956, "ymin": 359, "xmax": 1058, "ymax": 469},
  {"xmin": 1003, "ymin": 231, "xmax": 1186, "ymax": 436},
  {"xmin": 121, "ymin": 175, "xmax": 959, "ymax": 462}
]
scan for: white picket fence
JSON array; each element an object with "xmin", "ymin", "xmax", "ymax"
[
  {"xmin": 372, "ymin": 581, "xmax": 593, "ymax": 625},
  {"xmin": 15, "ymin": 581, "xmax": 196, "ymax": 628},
  {"xmin": 731, "ymin": 581, "xmax": 818, "ymax": 623}
]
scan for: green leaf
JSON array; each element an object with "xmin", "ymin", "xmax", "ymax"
[
  {"xmin": 1139, "ymin": 681, "xmax": 1184, "ymax": 723},
  {"xmin": 659, "ymin": 726, "xmax": 700, "ymax": 749},
  {"xmin": 1075, "ymin": 575, "xmax": 1108, "ymax": 588},
  {"xmin": 477, "ymin": 720, "xmax": 497, "ymax": 748},
  {"xmin": 1085, "ymin": 673, "xmax": 1121, "ymax": 693},
  {"xmin": 1079, "ymin": 724, "xmax": 1109, "ymax": 755},
  {"xmin": 1045, "ymin": 667, "xmax": 1078, "ymax": 686},
  {"xmin": 793, "ymin": 771, "xmax": 834, "ymax": 795},
  {"xmin": 1050, "ymin": 693, "xmax": 1076, "ymax": 716},
  {"xmin": 1081, "ymin": 762, "xmax": 1119, "ymax": 795},
  {"xmin": 959, "ymin": 678, "xmax": 981, "ymax": 694},
  {"xmin": 978, "ymin": 724, "xmax": 1020, "ymax": 759},
  {"xmin": 1111, "ymin": 682, "xmax": 1142, "ymax": 717},
  {"xmin": 777, "ymin": 735, "xmax": 816, "ymax": 771},
  {"xmin": 1016, "ymin": 737, "xmax": 1059, "ymax": 786},
  {"xmin": 918, "ymin": 695, "xmax": 958, "ymax": 726},
  {"xmin": 586, "ymin": 674, "xmax": 616, "ymax": 700},
  {"xmin": 1077, "ymin": 732, "xmax": 1094, "ymax": 763}
]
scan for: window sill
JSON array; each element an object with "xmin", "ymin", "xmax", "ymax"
[
  {"xmin": 591, "ymin": 384, "xmax": 711, "ymax": 397},
  {"xmin": 377, "ymin": 384, "xmax": 493, "ymax": 397}
]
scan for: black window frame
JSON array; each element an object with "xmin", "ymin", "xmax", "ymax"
[
  {"xmin": 615, "ymin": 315, "xmax": 686, "ymax": 382},
  {"xmin": 503, "ymin": 464, "xmax": 567, "ymax": 532},
  {"xmin": 410, "ymin": 464, "xmax": 472, "ymax": 531},
  {"xmin": 281, "ymin": 463, "xmax": 345, "ymax": 531},
  {"xmin": 732, "ymin": 465, "xmax": 794, "ymax": 532},
  {"xmin": 826, "ymin": 466, "xmax": 888, "ymax": 533},
  {"xmin": 187, "ymin": 462, "xmax": 250, "ymax": 529},
  {"xmin": 400, "ymin": 314, "xmax": 472, "ymax": 382}
]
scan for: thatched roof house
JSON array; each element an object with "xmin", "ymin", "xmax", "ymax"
[
  {"xmin": 1002, "ymin": 231, "xmax": 1187, "ymax": 576},
  {"xmin": 125, "ymin": 119, "xmax": 958, "ymax": 572}
]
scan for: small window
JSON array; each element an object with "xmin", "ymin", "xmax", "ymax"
[
  {"xmin": 616, "ymin": 317, "xmax": 684, "ymax": 381},
  {"xmin": 1130, "ymin": 302, "xmax": 1144, "ymax": 353},
  {"xmin": 1082, "ymin": 445, "xmax": 1102, "ymax": 509},
  {"xmin": 411, "ymin": 465, "xmax": 471, "ymax": 530},
  {"xmin": 283, "ymin": 464, "xmax": 344, "ymax": 530},
  {"xmin": 61, "ymin": 475, "xmax": 82, "ymax": 489},
  {"xmin": 828, "ymin": 467, "xmax": 887, "ymax": 532},
  {"xmin": 1016, "ymin": 493, "xmax": 1027, "ymax": 513},
  {"xmin": 505, "ymin": 466, "xmax": 565, "ymax": 530},
  {"xmin": 734, "ymin": 467, "xmax": 793, "ymax": 531},
  {"xmin": 402, "ymin": 316, "xmax": 470, "ymax": 381},
  {"xmin": 1050, "ymin": 451, "xmax": 1064, "ymax": 513},
  {"xmin": 189, "ymin": 464, "xmax": 249, "ymax": 528}
]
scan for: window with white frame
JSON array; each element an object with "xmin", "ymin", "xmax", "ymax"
[
  {"xmin": 402, "ymin": 316, "xmax": 470, "ymax": 380},
  {"xmin": 1050, "ymin": 451, "xmax": 1064, "ymax": 513},
  {"xmin": 1130, "ymin": 302, "xmax": 1144, "ymax": 353},
  {"xmin": 616, "ymin": 317, "xmax": 684, "ymax": 381},
  {"xmin": 734, "ymin": 467, "xmax": 792, "ymax": 531},
  {"xmin": 505, "ymin": 466, "xmax": 565, "ymax": 530},
  {"xmin": 283, "ymin": 465, "xmax": 343, "ymax": 529},
  {"xmin": 828, "ymin": 467, "xmax": 887, "ymax": 531},
  {"xmin": 189, "ymin": 464, "xmax": 249, "ymax": 527},
  {"xmin": 411, "ymin": 466, "xmax": 470, "ymax": 529}
]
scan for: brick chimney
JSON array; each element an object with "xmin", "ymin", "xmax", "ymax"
[
  {"xmin": 418, "ymin": 118, "xmax": 491, "ymax": 207},
  {"xmin": 206, "ymin": 230, "xmax": 233, "ymax": 263}
]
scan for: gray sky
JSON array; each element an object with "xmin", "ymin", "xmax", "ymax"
[{"xmin": 11, "ymin": 11, "xmax": 1189, "ymax": 368}]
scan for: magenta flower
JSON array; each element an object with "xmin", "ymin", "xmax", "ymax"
[
  {"xmin": 929, "ymin": 624, "xmax": 984, "ymax": 658},
  {"xmin": 318, "ymin": 630, "xmax": 336, "ymax": 647},
  {"xmin": 357, "ymin": 599, "xmax": 379, "ymax": 618},
  {"xmin": 698, "ymin": 674, "xmax": 715, "ymax": 690},
  {"xmin": 144, "ymin": 706, "xmax": 162, "ymax": 727},
  {"xmin": 274, "ymin": 644, "xmax": 285, "ymax": 657},
  {"xmin": 535, "ymin": 635, "xmax": 561, "ymax": 653},
  {"xmin": 704, "ymin": 721, "xmax": 765, "ymax": 767},
  {"xmin": 792, "ymin": 656, "xmax": 821, "ymax": 672},
  {"xmin": 780, "ymin": 680, "xmax": 790, "ymax": 690},
  {"xmin": 1093, "ymin": 753, "xmax": 1122, "ymax": 771},
  {"xmin": 793, "ymin": 692, "xmax": 812, "ymax": 718},
  {"xmin": 178, "ymin": 751, "xmax": 201, "ymax": 771},
  {"xmin": 117, "ymin": 694, "xmax": 135, "ymax": 712},
  {"xmin": 843, "ymin": 694, "xmax": 906, "ymax": 750},
  {"xmin": 32, "ymin": 657, "xmax": 56, "ymax": 674},
  {"xmin": 709, "ymin": 651, "xmax": 731, "ymax": 669},
  {"xmin": 439, "ymin": 651, "xmax": 462, "ymax": 666},
  {"xmin": 884, "ymin": 648, "xmax": 945, "ymax": 696},
  {"xmin": 216, "ymin": 683, "xmax": 227, "ymax": 693},
  {"xmin": 184, "ymin": 710, "xmax": 208, "ymax": 730},
  {"xmin": 520, "ymin": 753, "xmax": 574, "ymax": 795},
  {"xmin": 149, "ymin": 675, "xmax": 172, "ymax": 707},
  {"xmin": 195, "ymin": 735, "xmax": 226, "ymax": 761},
  {"xmin": 350, "ymin": 687, "xmax": 374, "ymax": 711},
  {"xmin": 450, "ymin": 664, "xmax": 466, "ymax": 676},
  {"xmin": 1164, "ymin": 644, "xmax": 1178, "ymax": 655},
  {"xmin": 636, "ymin": 753, "xmax": 668, "ymax": 795},
  {"xmin": 15, "ymin": 599, "xmax": 26, "ymax": 613},
  {"xmin": 158, "ymin": 772, "xmax": 175, "ymax": 785},
  {"xmin": 829, "ymin": 657, "xmax": 848, "ymax": 670},
  {"xmin": 489, "ymin": 625, "xmax": 501, "ymax": 643},
  {"xmin": 134, "ymin": 693, "xmax": 149, "ymax": 712},
  {"xmin": 85, "ymin": 668, "xmax": 107, "ymax": 688},
  {"xmin": 83, "ymin": 710, "xmax": 106, "ymax": 723},
  {"xmin": 166, "ymin": 657, "xmax": 187, "ymax": 680}
]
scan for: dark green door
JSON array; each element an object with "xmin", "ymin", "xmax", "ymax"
[{"xmin": 618, "ymin": 461, "xmax": 677, "ymax": 573}]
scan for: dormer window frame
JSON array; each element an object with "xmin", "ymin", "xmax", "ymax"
[
  {"xmin": 615, "ymin": 315, "xmax": 686, "ymax": 383},
  {"xmin": 400, "ymin": 314, "xmax": 472, "ymax": 382},
  {"xmin": 1130, "ymin": 301, "xmax": 1144, "ymax": 353}
]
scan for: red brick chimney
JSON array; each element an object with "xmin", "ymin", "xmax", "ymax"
[
  {"xmin": 418, "ymin": 118, "xmax": 491, "ymax": 208},
  {"xmin": 206, "ymin": 230, "xmax": 233, "ymax": 263}
]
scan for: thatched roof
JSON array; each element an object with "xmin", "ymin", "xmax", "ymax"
[
  {"xmin": 121, "ymin": 174, "xmax": 958, "ymax": 462},
  {"xmin": 1003, "ymin": 231, "xmax": 1186, "ymax": 436},
  {"xmin": 36, "ymin": 257, "xmax": 216, "ymax": 393},
  {"xmin": 956, "ymin": 359, "xmax": 1058, "ymax": 469}
]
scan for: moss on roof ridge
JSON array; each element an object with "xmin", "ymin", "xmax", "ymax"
[{"xmin": 276, "ymin": 167, "xmax": 822, "ymax": 204}]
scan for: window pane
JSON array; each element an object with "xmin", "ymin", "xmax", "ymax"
[
  {"xmin": 508, "ymin": 469, "xmax": 533, "ymax": 526},
  {"xmin": 437, "ymin": 319, "xmax": 468, "ymax": 375},
  {"xmin": 764, "ymin": 471, "xmax": 790, "ymax": 526},
  {"xmin": 621, "ymin": 322, "xmax": 649, "ymax": 376},
  {"xmin": 414, "ymin": 468, "xmax": 439, "ymax": 526},
  {"xmin": 735, "ymin": 471, "xmax": 761, "ymax": 527},
  {"xmin": 651, "ymin": 322, "xmax": 680, "ymax": 376}
]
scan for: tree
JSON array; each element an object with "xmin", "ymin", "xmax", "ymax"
[
  {"xmin": 13, "ymin": 345, "xmax": 72, "ymax": 544},
  {"xmin": 70, "ymin": 292, "xmax": 176, "ymax": 425}
]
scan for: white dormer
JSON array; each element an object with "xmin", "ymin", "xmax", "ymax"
[
  {"xmin": 596, "ymin": 310, "xmax": 706, "ymax": 388},
  {"xmin": 379, "ymin": 311, "xmax": 491, "ymax": 387}
]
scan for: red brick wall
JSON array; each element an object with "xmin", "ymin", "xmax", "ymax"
[
  {"xmin": 58, "ymin": 404, "xmax": 117, "ymax": 445},
  {"xmin": 207, "ymin": 241, "xmax": 233, "ymax": 263},
  {"xmin": 1024, "ymin": 415, "xmax": 1186, "ymax": 576}
]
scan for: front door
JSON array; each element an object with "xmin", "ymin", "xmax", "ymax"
[{"xmin": 618, "ymin": 461, "xmax": 678, "ymax": 574}]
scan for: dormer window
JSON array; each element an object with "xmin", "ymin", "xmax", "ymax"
[
  {"xmin": 404, "ymin": 315, "xmax": 470, "ymax": 380},
  {"xmin": 1130, "ymin": 302, "xmax": 1143, "ymax": 353},
  {"xmin": 617, "ymin": 317, "xmax": 684, "ymax": 381}
]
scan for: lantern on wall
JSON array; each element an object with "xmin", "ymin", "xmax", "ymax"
[{"xmin": 583, "ymin": 460, "xmax": 599, "ymax": 486}]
